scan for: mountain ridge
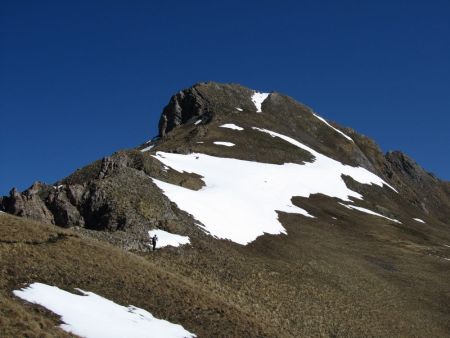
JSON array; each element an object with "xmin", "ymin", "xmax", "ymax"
[{"xmin": 2, "ymin": 82, "xmax": 449, "ymax": 230}]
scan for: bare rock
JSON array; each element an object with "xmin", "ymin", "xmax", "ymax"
[{"xmin": 3, "ymin": 184, "xmax": 55, "ymax": 224}]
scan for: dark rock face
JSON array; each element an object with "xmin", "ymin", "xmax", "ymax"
[
  {"xmin": 47, "ymin": 187, "xmax": 84, "ymax": 227},
  {"xmin": 2, "ymin": 183, "xmax": 55, "ymax": 224},
  {"xmin": 159, "ymin": 88, "xmax": 206, "ymax": 137},
  {"xmin": 383, "ymin": 151, "xmax": 450, "ymax": 221},
  {"xmin": 158, "ymin": 82, "xmax": 254, "ymax": 136},
  {"xmin": 0, "ymin": 149, "xmax": 202, "ymax": 244}
]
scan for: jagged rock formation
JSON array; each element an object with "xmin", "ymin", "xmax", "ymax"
[{"xmin": 158, "ymin": 83, "xmax": 254, "ymax": 136}]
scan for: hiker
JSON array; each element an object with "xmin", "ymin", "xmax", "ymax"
[{"xmin": 152, "ymin": 234, "xmax": 158, "ymax": 251}]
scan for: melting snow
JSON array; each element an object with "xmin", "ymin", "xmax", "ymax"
[
  {"xmin": 220, "ymin": 123, "xmax": 244, "ymax": 131},
  {"xmin": 213, "ymin": 141, "xmax": 235, "ymax": 147},
  {"xmin": 413, "ymin": 218, "xmax": 426, "ymax": 223},
  {"xmin": 194, "ymin": 119, "xmax": 202, "ymax": 125},
  {"xmin": 141, "ymin": 145, "xmax": 154, "ymax": 152},
  {"xmin": 236, "ymin": 107, "xmax": 243, "ymax": 111},
  {"xmin": 14, "ymin": 283, "xmax": 195, "ymax": 338},
  {"xmin": 252, "ymin": 127, "xmax": 397, "ymax": 192},
  {"xmin": 251, "ymin": 92, "xmax": 270, "ymax": 113},
  {"xmin": 339, "ymin": 203, "xmax": 401, "ymax": 224},
  {"xmin": 148, "ymin": 229, "xmax": 190, "ymax": 248},
  {"xmin": 312, "ymin": 113, "xmax": 354, "ymax": 142},
  {"xmin": 151, "ymin": 128, "xmax": 396, "ymax": 245}
]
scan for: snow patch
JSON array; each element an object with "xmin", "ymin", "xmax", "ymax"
[
  {"xmin": 340, "ymin": 203, "xmax": 401, "ymax": 224},
  {"xmin": 213, "ymin": 141, "xmax": 235, "ymax": 147},
  {"xmin": 312, "ymin": 113, "xmax": 354, "ymax": 142},
  {"xmin": 13, "ymin": 283, "xmax": 195, "ymax": 338},
  {"xmin": 413, "ymin": 218, "xmax": 426, "ymax": 223},
  {"xmin": 151, "ymin": 128, "xmax": 397, "ymax": 245},
  {"xmin": 148, "ymin": 229, "xmax": 190, "ymax": 248},
  {"xmin": 141, "ymin": 145, "xmax": 154, "ymax": 152},
  {"xmin": 194, "ymin": 119, "xmax": 202, "ymax": 125},
  {"xmin": 236, "ymin": 107, "xmax": 243, "ymax": 111},
  {"xmin": 145, "ymin": 136, "xmax": 159, "ymax": 144},
  {"xmin": 251, "ymin": 92, "xmax": 270, "ymax": 113},
  {"xmin": 220, "ymin": 123, "xmax": 244, "ymax": 131},
  {"xmin": 252, "ymin": 127, "xmax": 397, "ymax": 193}
]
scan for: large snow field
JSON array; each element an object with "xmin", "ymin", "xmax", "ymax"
[
  {"xmin": 151, "ymin": 127, "xmax": 397, "ymax": 245},
  {"xmin": 14, "ymin": 283, "xmax": 195, "ymax": 338}
]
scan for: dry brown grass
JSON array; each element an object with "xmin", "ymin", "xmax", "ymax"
[
  {"xmin": 1, "ymin": 195, "xmax": 450, "ymax": 337},
  {"xmin": 0, "ymin": 214, "xmax": 273, "ymax": 337}
]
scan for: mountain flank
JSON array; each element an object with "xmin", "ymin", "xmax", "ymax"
[{"xmin": 1, "ymin": 82, "xmax": 449, "ymax": 337}]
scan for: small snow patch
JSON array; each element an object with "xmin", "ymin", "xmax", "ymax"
[
  {"xmin": 312, "ymin": 113, "xmax": 353, "ymax": 142},
  {"xmin": 195, "ymin": 222, "xmax": 211, "ymax": 234},
  {"xmin": 340, "ymin": 203, "xmax": 401, "ymax": 224},
  {"xmin": 220, "ymin": 123, "xmax": 244, "ymax": 131},
  {"xmin": 148, "ymin": 229, "xmax": 190, "ymax": 248},
  {"xmin": 194, "ymin": 119, "xmax": 202, "ymax": 125},
  {"xmin": 251, "ymin": 92, "xmax": 270, "ymax": 113},
  {"xmin": 213, "ymin": 142, "xmax": 235, "ymax": 147},
  {"xmin": 141, "ymin": 145, "xmax": 154, "ymax": 152},
  {"xmin": 14, "ymin": 283, "xmax": 195, "ymax": 338},
  {"xmin": 413, "ymin": 218, "xmax": 426, "ymax": 223},
  {"xmin": 236, "ymin": 107, "xmax": 243, "ymax": 111}
]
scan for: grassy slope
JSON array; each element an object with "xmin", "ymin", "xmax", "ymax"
[
  {"xmin": 149, "ymin": 199, "xmax": 450, "ymax": 337},
  {"xmin": 0, "ymin": 213, "xmax": 273, "ymax": 337},
  {"xmin": 2, "ymin": 200, "xmax": 450, "ymax": 337}
]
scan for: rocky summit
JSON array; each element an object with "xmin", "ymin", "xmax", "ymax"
[{"xmin": 1, "ymin": 82, "xmax": 450, "ymax": 337}]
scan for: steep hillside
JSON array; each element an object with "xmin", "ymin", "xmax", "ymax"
[{"xmin": 1, "ymin": 82, "xmax": 450, "ymax": 337}]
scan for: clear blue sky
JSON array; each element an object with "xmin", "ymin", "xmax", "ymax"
[{"xmin": 1, "ymin": 0, "xmax": 449, "ymax": 194}]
